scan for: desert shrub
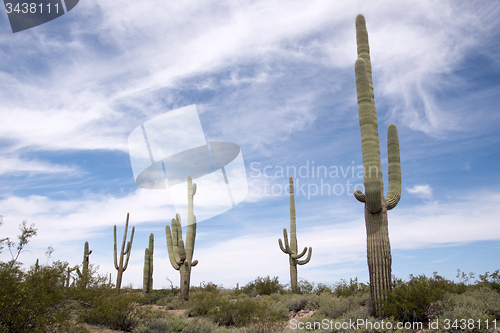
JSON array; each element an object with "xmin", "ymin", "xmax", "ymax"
[
  {"xmin": 298, "ymin": 278, "xmax": 315, "ymax": 294},
  {"xmin": 288, "ymin": 294, "xmax": 320, "ymax": 313},
  {"xmin": 317, "ymin": 291, "xmax": 370, "ymax": 320},
  {"xmin": 156, "ymin": 294, "xmax": 185, "ymax": 309},
  {"xmin": 476, "ymin": 270, "xmax": 500, "ymax": 294},
  {"xmin": 80, "ymin": 291, "xmax": 140, "ymax": 331},
  {"xmin": 210, "ymin": 295, "xmax": 264, "ymax": 327},
  {"xmin": 181, "ymin": 319, "xmax": 217, "ymax": 333},
  {"xmin": 134, "ymin": 316, "xmax": 188, "ymax": 333},
  {"xmin": 432, "ymin": 287, "xmax": 500, "ymax": 332},
  {"xmin": 314, "ymin": 283, "xmax": 333, "ymax": 295},
  {"xmin": 196, "ymin": 281, "xmax": 222, "ymax": 293},
  {"xmin": 241, "ymin": 276, "xmax": 284, "ymax": 296},
  {"xmin": 188, "ymin": 290, "xmax": 223, "ymax": 316},
  {"xmin": 333, "ymin": 277, "xmax": 369, "ymax": 298},
  {"xmin": 383, "ymin": 273, "xmax": 463, "ymax": 322},
  {"xmin": 0, "ymin": 262, "xmax": 74, "ymax": 332}
]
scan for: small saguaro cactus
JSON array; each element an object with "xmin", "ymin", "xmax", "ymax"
[
  {"xmin": 65, "ymin": 266, "xmax": 78, "ymax": 287},
  {"xmin": 76, "ymin": 241, "xmax": 92, "ymax": 288},
  {"xmin": 166, "ymin": 175, "xmax": 198, "ymax": 300},
  {"xmin": 143, "ymin": 233, "xmax": 154, "ymax": 293},
  {"xmin": 114, "ymin": 213, "xmax": 135, "ymax": 292},
  {"xmin": 353, "ymin": 14, "xmax": 402, "ymax": 315},
  {"xmin": 279, "ymin": 176, "xmax": 312, "ymax": 293}
]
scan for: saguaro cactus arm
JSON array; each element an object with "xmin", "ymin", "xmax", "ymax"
[
  {"xmin": 297, "ymin": 248, "xmax": 312, "ymax": 265},
  {"xmin": 355, "ymin": 57, "xmax": 383, "ymax": 214},
  {"xmin": 113, "ymin": 225, "xmax": 118, "ymax": 270},
  {"xmin": 278, "ymin": 228, "xmax": 290, "ymax": 254},
  {"xmin": 386, "ymin": 123, "xmax": 401, "ymax": 210},
  {"xmin": 165, "ymin": 224, "xmax": 180, "ymax": 270},
  {"xmin": 185, "ymin": 176, "xmax": 197, "ymax": 263}
]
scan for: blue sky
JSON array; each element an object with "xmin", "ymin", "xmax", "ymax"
[{"xmin": 0, "ymin": 0, "xmax": 499, "ymax": 290}]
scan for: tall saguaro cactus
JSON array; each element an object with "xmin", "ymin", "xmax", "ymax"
[
  {"xmin": 76, "ymin": 241, "xmax": 92, "ymax": 288},
  {"xmin": 165, "ymin": 175, "xmax": 198, "ymax": 300},
  {"xmin": 114, "ymin": 213, "xmax": 135, "ymax": 292},
  {"xmin": 143, "ymin": 233, "xmax": 154, "ymax": 293},
  {"xmin": 279, "ymin": 177, "xmax": 312, "ymax": 293},
  {"xmin": 353, "ymin": 14, "xmax": 402, "ymax": 315}
]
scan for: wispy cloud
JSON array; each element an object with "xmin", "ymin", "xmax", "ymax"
[
  {"xmin": 0, "ymin": 156, "xmax": 80, "ymax": 176},
  {"xmin": 406, "ymin": 184, "xmax": 433, "ymax": 200}
]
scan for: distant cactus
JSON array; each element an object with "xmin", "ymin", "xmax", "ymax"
[
  {"xmin": 114, "ymin": 213, "xmax": 135, "ymax": 292},
  {"xmin": 279, "ymin": 177, "xmax": 312, "ymax": 293},
  {"xmin": 166, "ymin": 176, "xmax": 198, "ymax": 300},
  {"xmin": 76, "ymin": 241, "xmax": 92, "ymax": 289},
  {"xmin": 65, "ymin": 266, "xmax": 78, "ymax": 287},
  {"xmin": 353, "ymin": 14, "xmax": 402, "ymax": 315},
  {"xmin": 143, "ymin": 233, "xmax": 154, "ymax": 293}
]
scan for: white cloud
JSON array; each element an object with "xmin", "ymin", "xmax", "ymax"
[
  {"xmin": 2, "ymin": 186, "xmax": 499, "ymax": 287},
  {"xmin": 0, "ymin": 156, "xmax": 80, "ymax": 176},
  {"xmin": 0, "ymin": 0, "xmax": 496, "ymax": 155},
  {"xmin": 406, "ymin": 184, "xmax": 433, "ymax": 199}
]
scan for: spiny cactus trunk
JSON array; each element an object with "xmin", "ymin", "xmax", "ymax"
[
  {"xmin": 289, "ymin": 260, "xmax": 298, "ymax": 293},
  {"xmin": 116, "ymin": 266, "xmax": 124, "ymax": 291},
  {"xmin": 143, "ymin": 233, "xmax": 154, "ymax": 293},
  {"xmin": 143, "ymin": 248, "xmax": 150, "ymax": 293},
  {"xmin": 365, "ymin": 207, "xmax": 392, "ymax": 307},
  {"xmin": 180, "ymin": 264, "xmax": 191, "ymax": 300}
]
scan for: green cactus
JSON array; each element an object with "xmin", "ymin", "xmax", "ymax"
[
  {"xmin": 76, "ymin": 241, "xmax": 92, "ymax": 288},
  {"xmin": 353, "ymin": 14, "xmax": 402, "ymax": 315},
  {"xmin": 279, "ymin": 176, "xmax": 312, "ymax": 293},
  {"xmin": 143, "ymin": 233, "xmax": 154, "ymax": 293},
  {"xmin": 166, "ymin": 175, "xmax": 198, "ymax": 300},
  {"xmin": 114, "ymin": 213, "xmax": 135, "ymax": 292},
  {"xmin": 65, "ymin": 266, "xmax": 78, "ymax": 288}
]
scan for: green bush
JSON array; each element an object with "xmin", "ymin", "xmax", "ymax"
[
  {"xmin": 477, "ymin": 270, "xmax": 500, "ymax": 294},
  {"xmin": 287, "ymin": 294, "xmax": 320, "ymax": 313},
  {"xmin": 181, "ymin": 320, "xmax": 217, "ymax": 333},
  {"xmin": 134, "ymin": 316, "xmax": 188, "ymax": 333},
  {"xmin": 80, "ymin": 291, "xmax": 140, "ymax": 331},
  {"xmin": 210, "ymin": 295, "xmax": 263, "ymax": 327},
  {"xmin": 156, "ymin": 294, "xmax": 185, "ymax": 309},
  {"xmin": 0, "ymin": 262, "xmax": 73, "ymax": 332},
  {"xmin": 314, "ymin": 283, "xmax": 333, "ymax": 295},
  {"xmin": 316, "ymin": 289, "xmax": 371, "ymax": 321},
  {"xmin": 432, "ymin": 287, "xmax": 500, "ymax": 333},
  {"xmin": 332, "ymin": 277, "xmax": 369, "ymax": 298},
  {"xmin": 241, "ymin": 276, "xmax": 284, "ymax": 296},
  {"xmin": 383, "ymin": 273, "xmax": 464, "ymax": 322}
]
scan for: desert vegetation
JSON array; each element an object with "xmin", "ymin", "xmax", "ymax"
[{"xmin": 1, "ymin": 219, "xmax": 499, "ymax": 332}]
